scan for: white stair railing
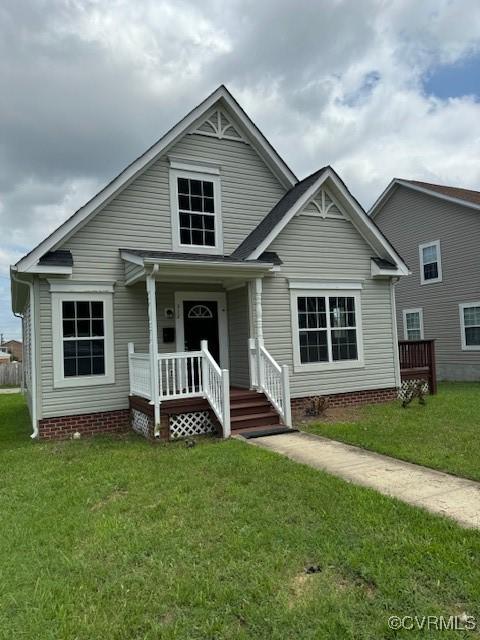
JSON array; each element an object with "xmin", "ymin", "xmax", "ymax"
[
  {"xmin": 201, "ymin": 340, "xmax": 230, "ymax": 438},
  {"xmin": 128, "ymin": 342, "xmax": 231, "ymax": 438},
  {"xmin": 249, "ymin": 338, "xmax": 292, "ymax": 427}
]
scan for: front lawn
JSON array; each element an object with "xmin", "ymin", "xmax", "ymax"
[
  {"xmin": 1, "ymin": 393, "xmax": 480, "ymax": 639},
  {"xmin": 304, "ymin": 382, "xmax": 480, "ymax": 482}
]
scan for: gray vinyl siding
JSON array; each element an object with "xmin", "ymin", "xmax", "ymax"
[
  {"xmin": 261, "ymin": 213, "xmax": 397, "ymax": 397},
  {"xmin": 38, "ymin": 278, "xmax": 149, "ymax": 417},
  {"xmin": 38, "ymin": 133, "xmax": 284, "ymax": 418},
  {"xmin": 375, "ymin": 187, "xmax": 480, "ymax": 380},
  {"xmin": 227, "ymin": 285, "xmax": 250, "ymax": 388}
]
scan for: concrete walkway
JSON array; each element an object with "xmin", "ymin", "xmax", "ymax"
[
  {"xmin": 0, "ymin": 388, "xmax": 20, "ymax": 394},
  {"xmin": 248, "ymin": 431, "xmax": 480, "ymax": 529}
]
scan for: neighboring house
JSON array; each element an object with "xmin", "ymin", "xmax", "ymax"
[
  {"xmin": 0, "ymin": 348, "xmax": 11, "ymax": 363},
  {"xmin": 370, "ymin": 179, "xmax": 480, "ymax": 381},
  {"xmin": 1, "ymin": 339, "xmax": 23, "ymax": 362},
  {"xmin": 11, "ymin": 85, "xmax": 408, "ymax": 440}
]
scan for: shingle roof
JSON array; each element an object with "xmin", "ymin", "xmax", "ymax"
[
  {"xmin": 38, "ymin": 250, "xmax": 73, "ymax": 266},
  {"xmin": 121, "ymin": 249, "xmax": 280, "ymax": 265},
  {"xmin": 404, "ymin": 180, "xmax": 480, "ymax": 207},
  {"xmin": 232, "ymin": 167, "xmax": 329, "ymax": 259}
]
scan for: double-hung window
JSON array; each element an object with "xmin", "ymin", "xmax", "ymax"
[
  {"xmin": 419, "ymin": 240, "xmax": 442, "ymax": 284},
  {"xmin": 459, "ymin": 303, "xmax": 480, "ymax": 350},
  {"xmin": 403, "ymin": 308, "xmax": 423, "ymax": 341},
  {"xmin": 291, "ymin": 287, "xmax": 364, "ymax": 371},
  {"xmin": 170, "ymin": 161, "xmax": 222, "ymax": 254},
  {"xmin": 178, "ymin": 177, "xmax": 215, "ymax": 247},
  {"xmin": 51, "ymin": 287, "xmax": 115, "ymax": 388}
]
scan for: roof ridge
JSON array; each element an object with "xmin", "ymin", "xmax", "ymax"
[{"xmin": 403, "ymin": 178, "xmax": 480, "ymax": 195}]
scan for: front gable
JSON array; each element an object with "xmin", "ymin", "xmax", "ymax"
[
  {"xmin": 14, "ymin": 86, "xmax": 296, "ymax": 274},
  {"xmin": 234, "ymin": 167, "xmax": 409, "ymax": 276}
]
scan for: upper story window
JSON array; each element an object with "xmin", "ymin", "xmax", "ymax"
[
  {"xmin": 290, "ymin": 285, "xmax": 364, "ymax": 372},
  {"xmin": 459, "ymin": 303, "xmax": 480, "ymax": 351},
  {"xmin": 178, "ymin": 177, "xmax": 215, "ymax": 247},
  {"xmin": 403, "ymin": 308, "xmax": 423, "ymax": 341},
  {"xmin": 169, "ymin": 159, "xmax": 223, "ymax": 254},
  {"xmin": 419, "ymin": 240, "xmax": 442, "ymax": 284}
]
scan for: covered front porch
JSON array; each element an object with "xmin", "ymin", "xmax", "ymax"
[{"xmin": 121, "ymin": 249, "xmax": 292, "ymax": 439}]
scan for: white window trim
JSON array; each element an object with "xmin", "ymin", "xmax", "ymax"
[
  {"xmin": 419, "ymin": 240, "xmax": 442, "ymax": 285},
  {"xmin": 51, "ymin": 291, "xmax": 115, "ymax": 389},
  {"xmin": 402, "ymin": 307, "xmax": 424, "ymax": 341},
  {"xmin": 169, "ymin": 166, "xmax": 223, "ymax": 255},
  {"xmin": 290, "ymin": 288, "xmax": 364, "ymax": 373},
  {"xmin": 459, "ymin": 302, "xmax": 480, "ymax": 351}
]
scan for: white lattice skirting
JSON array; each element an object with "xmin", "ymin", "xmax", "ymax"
[
  {"xmin": 398, "ymin": 379, "xmax": 429, "ymax": 402},
  {"xmin": 131, "ymin": 409, "xmax": 152, "ymax": 438},
  {"xmin": 170, "ymin": 411, "xmax": 215, "ymax": 440}
]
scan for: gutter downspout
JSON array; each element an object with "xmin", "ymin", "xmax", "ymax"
[
  {"xmin": 390, "ymin": 277, "xmax": 401, "ymax": 389},
  {"xmin": 11, "ymin": 269, "xmax": 38, "ymax": 439}
]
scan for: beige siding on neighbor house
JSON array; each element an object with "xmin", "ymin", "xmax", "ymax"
[
  {"xmin": 261, "ymin": 211, "xmax": 397, "ymax": 397},
  {"xmin": 38, "ymin": 133, "xmax": 284, "ymax": 418},
  {"xmin": 375, "ymin": 186, "xmax": 480, "ymax": 379}
]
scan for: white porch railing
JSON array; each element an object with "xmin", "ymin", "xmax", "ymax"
[
  {"xmin": 128, "ymin": 346, "xmax": 151, "ymax": 400},
  {"xmin": 128, "ymin": 342, "xmax": 230, "ymax": 438},
  {"xmin": 158, "ymin": 351, "xmax": 203, "ymax": 400},
  {"xmin": 201, "ymin": 340, "xmax": 230, "ymax": 438},
  {"xmin": 248, "ymin": 338, "xmax": 292, "ymax": 427}
]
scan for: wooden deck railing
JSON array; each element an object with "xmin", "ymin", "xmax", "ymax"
[{"xmin": 398, "ymin": 339, "xmax": 437, "ymax": 394}]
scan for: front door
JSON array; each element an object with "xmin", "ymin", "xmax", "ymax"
[{"xmin": 183, "ymin": 300, "xmax": 220, "ymax": 364}]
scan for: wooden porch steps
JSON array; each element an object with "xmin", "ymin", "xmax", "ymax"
[
  {"xmin": 229, "ymin": 387, "xmax": 282, "ymax": 432},
  {"xmin": 130, "ymin": 387, "xmax": 294, "ymax": 438}
]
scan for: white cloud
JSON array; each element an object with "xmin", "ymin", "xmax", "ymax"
[{"xmin": 1, "ymin": 0, "xmax": 480, "ymax": 338}]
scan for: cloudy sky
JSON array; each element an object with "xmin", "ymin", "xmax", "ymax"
[{"xmin": 1, "ymin": 0, "xmax": 480, "ymax": 339}]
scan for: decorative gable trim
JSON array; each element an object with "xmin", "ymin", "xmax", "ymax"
[
  {"xmin": 300, "ymin": 188, "xmax": 344, "ymax": 219},
  {"xmin": 191, "ymin": 108, "xmax": 246, "ymax": 143}
]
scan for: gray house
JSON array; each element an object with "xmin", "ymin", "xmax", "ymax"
[
  {"xmin": 11, "ymin": 86, "xmax": 408, "ymax": 440},
  {"xmin": 370, "ymin": 179, "xmax": 480, "ymax": 381}
]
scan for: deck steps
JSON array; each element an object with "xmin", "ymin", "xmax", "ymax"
[{"xmin": 229, "ymin": 387, "xmax": 282, "ymax": 431}]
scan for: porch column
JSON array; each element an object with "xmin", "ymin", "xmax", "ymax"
[
  {"xmin": 254, "ymin": 277, "xmax": 264, "ymax": 390},
  {"xmin": 146, "ymin": 272, "xmax": 161, "ymax": 436},
  {"xmin": 254, "ymin": 277, "xmax": 264, "ymax": 342}
]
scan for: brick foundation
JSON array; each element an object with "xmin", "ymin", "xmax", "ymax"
[
  {"xmin": 291, "ymin": 387, "xmax": 398, "ymax": 420},
  {"xmin": 38, "ymin": 409, "xmax": 130, "ymax": 440}
]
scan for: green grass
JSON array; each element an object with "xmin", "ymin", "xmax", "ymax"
[
  {"xmin": 1, "ymin": 394, "xmax": 480, "ymax": 639},
  {"xmin": 304, "ymin": 382, "xmax": 480, "ymax": 482}
]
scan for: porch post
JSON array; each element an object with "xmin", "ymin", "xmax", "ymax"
[
  {"xmin": 146, "ymin": 272, "xmax": 161, "ymax": 436},
  {"xmin": 254, "ymin": 277, "xmax": 264, "ymax": 390},
  {"xmin": 254, "ymin": 277, "xmax": 264, "ymax": 342}
]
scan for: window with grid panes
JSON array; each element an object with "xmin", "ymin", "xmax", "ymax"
[
  {"xmin": 297, "ymin": 295, "xmax": 358, "ymax": 364},
  {"xmin": 177, "ymin": 177, "xmax": 215, "ymax": 247},
  {"xmin": 61, "ymin": 300, "xmax": 105, "ymax": 377}
]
